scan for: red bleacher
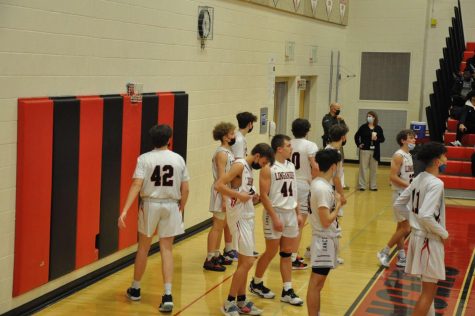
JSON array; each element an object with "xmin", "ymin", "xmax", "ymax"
[
  {"xmin": 445, "ymin": 119, "xmax": 475, "ymax": 146},
  {"xmin": 463, "ymin": 51, "xmax": 474, "ymax": 61},
  {"xmin": 459, "ymin": 42, "xmax": 474, "ymax": 72},
  {"xmin": 468, "ymin": 42, "xmax": 475, "ymax": 51},
  {"xmin": 446, "ymin": 146, "xmax": 475, "ymax": 160}
]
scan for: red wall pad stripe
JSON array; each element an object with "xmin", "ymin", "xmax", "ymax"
[
  {"xmin": 158, "ymin": 93, "xmax": 175, "ymax": 149},
  {"xmin": 119, "ymin": 97, "xmax": 142, "ymax": 249},
  {"xmin": 14, "ymin": 99, "xmax": 54, "ymax": 296},
  {"xmin": 76, "ymin": 97, "xmax": 103, "ymax": 269}
]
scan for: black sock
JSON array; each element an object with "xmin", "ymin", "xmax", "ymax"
[
  {"xmin": 237, "ymin": 295, "xmax": 246, "ymax": 302},
  {"xmin": 227, "ymin": 295, "xmax": 235, "ymax": 302}
]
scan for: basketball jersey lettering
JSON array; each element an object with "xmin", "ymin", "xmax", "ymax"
[
  {"xmin": 280, "ymin": 181, "xmax": 293, "ymax": 197},
  {"xmin": 411, "ymin": 189, "xmax": 420, "ymax": 214},
  {"xmin": 291, "ymin": 152, "xmax": 301, "ymax": 170},
  {"xmin": 151, "ymin": 165, "xmax": 174, "ymax": 187}
]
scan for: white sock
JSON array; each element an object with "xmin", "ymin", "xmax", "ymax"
[
  {"xmin": 207, "ymin": 252, "xmax": 215, "ymax": 260},
  {"xmin": 214, "ymin": 250, "xmax": 221, "ymax": 258},
  {"xmin": 383, "ymin": 246, "xmax": 390, "ymax": 254},
  {"xmin": 291, "ymin": 253, "xmax": 297, "ymax": 261},
  {"xmin": 164, "ymin": 283, "xmax": 172, "ymax": 295},
  {"xmin": 283, "ymin": 282, "xmax": 292, "ymax": 291},
  {"xmin": 225, "ymin": 243, "xmax": 233, "ymax": 252},
  {"xmin": 398, "ymin": 249, "xmax": 406, "ymax": 259},
  {"xmin": 253, "ymin": 276, "xmax": 263, "ymax": 284},
  {"xmin": 131, "ymin": 280, "xmax": 140, "ymax": 289}
]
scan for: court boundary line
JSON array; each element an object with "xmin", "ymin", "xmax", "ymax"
[{"xmin": 455, "ymin": 248, "xmax": 475, "ymax": 315}]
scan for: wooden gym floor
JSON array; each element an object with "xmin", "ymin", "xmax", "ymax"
[{"xmin": 35, "ymin": 164, "xmax": 475, "ymax": 315}]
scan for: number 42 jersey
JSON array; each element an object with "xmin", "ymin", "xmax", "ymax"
[{"xmin": 133, "ymin": 149, "xmax": 190, "ymax": 200}]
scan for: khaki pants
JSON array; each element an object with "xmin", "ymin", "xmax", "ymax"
[{"xmin": 358, "ymin": 149, "xmax": 378, "ymax": 190}]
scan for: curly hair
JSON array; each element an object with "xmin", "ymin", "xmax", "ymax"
[{"xmin": 212, "ymin": 122, "xmax": 236, "ymax": 141}]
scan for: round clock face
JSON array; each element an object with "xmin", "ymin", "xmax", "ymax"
[{"xmin": 198, "ymin": 9, "xmax": 211, "ymax": 39}]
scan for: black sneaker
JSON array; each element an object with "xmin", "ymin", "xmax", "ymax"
[
  {"xmin": 281, "ymin": 288, "xmax": 304, "ymax": 306},
  {"xmin": 158, "ymin": 294, "xmax": 173, "ymax": 313},
  {"xmin": 126, "ymin": 287, "xmax": 141, "ymax": 301},
  {"xmin": 218, "ymin": 254, "xmax": 233, "ymax": 265},
  {"xmin": 203, "ymin": 257, "xmax": 226, "ymax": 272},
  {"xmin": 292, "ymin": 259, "xmax": 308, "ymax": 270},
  {"xmin": 249, "ymin": 279, "xmax": 275, "ymax": 299}
]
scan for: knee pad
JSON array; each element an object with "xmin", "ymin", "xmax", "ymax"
[{"xmin": 279, "ymin": 251, "xmax": 292, "ymax": 258}]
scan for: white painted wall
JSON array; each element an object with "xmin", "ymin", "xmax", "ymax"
[{"xmin": 0, "ymin": 0, "xmax": 470, "ymax": 313}]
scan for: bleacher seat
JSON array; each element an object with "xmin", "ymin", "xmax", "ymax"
[
  {"xmin": 460, "ymin": 61, "xmax": 466, "ymax": 72},
  {"xmin": 467, "ymin": 42, "xmax": 475, "ymax": 51},
  {"xmin": 446, "ymin": 146, "xmax": 475, "ymax": 160},
  {"xmin": 445, "ymin": 160, "xmax": 472, "ymax": 175},
  {"xmin": 439, "ymin": 175, "xmax": 475, "ymax": 191},
  {"xmin": 447, "ymin": 119, "xmax": 458, "ymax": 132},
  {"xmin": 463, "ymin": 51, "xmax": 475, "ymax": 61},
  {"xmin": 444, "ymin": 132, "xmax": 475, "ymax": 146},
  {"xmin": 445, "ymin": 132, "xmax": 456, "ymax": 143}
]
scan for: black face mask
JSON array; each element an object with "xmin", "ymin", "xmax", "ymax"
[
  {"xmin": 251, "ymin": 162, "xmax": 261, "ymax": 170},
  {"xmin": 228, "ymin": 138, "xmax": 236, "ymax": 146},
  {"xmin": 248, "ymin": 126, "xmax": 253, "ymax": 133},
  {"xmin": 342, "ymin": 140, "xmax": 347, "ymax": 146},
  {"xmin": 335, "ymin": 110, "xmax": 341, "ymax": 116}
]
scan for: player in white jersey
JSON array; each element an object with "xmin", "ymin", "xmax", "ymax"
[
  {"xmin": 216, "ymin": 143, "xmax": 274, "ymax": 316},
  {"xmin": 289, "ymin": 118, "xmax": 318, "ymax": 268},
  {"xmin": 249, "ymin": 135, "xmax": 304, "ymax": 306},
  {"xmin": 393, "ymin": 142, "xmax": 448, "ymax": 316},
  {"xmin": 118, "ymin": 124, "xmax": 189, "ymax": 313},
  {"xmin": 307, "ymin": 149, "xmax": 342, "ymax": 316},
  {"xmin": 377, "ymin": 129, "xmax": 416, "ymax": 268},
  {"xmin": 204, "ymin": 122, "xmax": 236, "ymax": 272}
]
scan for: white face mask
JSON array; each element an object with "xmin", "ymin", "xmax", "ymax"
[
  {"xmin": 367, "ymin": 116, "xmax": 374, "ymax": 124},
  {"xmin": 408, "ymin": 143, "xmax": 415, "ymax": 150}
]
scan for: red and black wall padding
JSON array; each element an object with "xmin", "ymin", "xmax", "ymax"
[{"xmin": 14, "ymin": 92, "xmax": 188, "ymax": 296}]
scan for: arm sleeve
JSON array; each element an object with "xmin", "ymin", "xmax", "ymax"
[
  {"xmin": 377, "ymin": 126, "xmax": 385, "ymax": 143},
  {"xmin": 313, "ymin": 186, "xmax": 333, "ymax": 210},
  {"xmin": 322, "ymin": 115, "xmax": 332, "ymax": 135},
  {"xmin": 459, "ymin": 106, "xmax": 468, "ymax": 124},
  {"xmin": 417, "ymin": 182, "xmax": 449, "ymax": 239},
  {"xmin": 132, "ymin": 157, "xmax": 146, "ymax": 179},
  {"xmin": 308, "ymin": 142, "xmax": 318, "ymax": 157},
  {"xmin": 181, "ymin": 158, "xmax": 190, "ymax": 182},
  {"xmin": 354, "ymin": 126, "xmax": 361, "ymax": 146}
]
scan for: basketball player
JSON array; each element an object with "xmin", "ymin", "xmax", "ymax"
[
  {"xmin": 204, "ymin": 122, "xmax": 236, "ymax": 272},
  {"xmin": 290, "ymin": 118, "xmax": 318, "ymax": 268},
  {"xmin": 306, "ymin": 149, "xmax": 342, "ymax": 316},
  {"xmin": 224, "ymin": 111, "xmax": 258, "ymax": 261},
  {"xmin": 118, "ymin": 124, "xmax": 189, "ymax": 313},
  {"xmin": 215, "ymin": 143, "xmax": 274, "ymax": 316},
  {"xmin": 377, "ymin": 129, "xmax": 416, "ymax": 268},
  {"xmin": 393, "ymin": 142, "xmax": 448, "ymax": 316},
  {"xmin": 249, "ymin": 135, "xmax": 304, "ymax": 306}
]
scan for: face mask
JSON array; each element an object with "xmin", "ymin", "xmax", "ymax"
[
  {"xmin": 367, "ymin": 116, "xmax": 374, "ymax": 124},
  {"xmin": 438, "ymin": 161, "xmax": 446, "ymax": 173},
  {"xmin": 335, "ymin": 110, "xmax": 341, "ymax": 116},
  {"xmin": 228, "ymin": 138, "xmax": 236, "ymax": 146},
  {"xmin": 251, "ymin": 161, "xmax": 261, "ymax": 170},
  {"xmin": 248, "ymin": 126, "xmax": 253, "ymax": 133},
  {"xmin": 408, "ymin": 143, "xmax": 415, "ymax": 150},
  {"xmin": 342, "ymin": 140, "xmax": 347, "ymax": 146}
]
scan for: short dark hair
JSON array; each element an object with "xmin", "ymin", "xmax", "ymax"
[
  {"xmin": 251, "ymin": 143, "xmax": 275, "ymax": 164},
  {"xmin": 367, "ymin": 111, "xmax": 379, "ymax": 126},
  {"xmin": 213, "ymin": 122, "xmax": 236, "ymax": 141},
  {"xmin": 149, "ymin": 124, "xmax": 173, "ymax": 148},
  {"xmin": 416, "ymin": 142, "xmax": 447, "ymax": 165},
  {"xmin": 328, "ymin": 124, "xmax": 348, "ymax": 142},
  {"xmin": 396, "ymin": 129, "xmax": 416, "ymax": 146},
  {"xmin": 236, "ymin": 112, "xmax": 257, "ymax": 129},
  {"xmin": 291, "ymin": 118, "xmax": 311, "ymax": 138},
  {"xmin": 315, "ymin": 149, "xmax": 341, "ymax": 172},
  {"xmin": 271, "ymin": 134, "xmax": 291, "ymax": 152}
]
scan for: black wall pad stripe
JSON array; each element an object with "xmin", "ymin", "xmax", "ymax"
[
  {"xmin": 49, "ymin": 99, "xmax": 80, "ymax": 280},
  {"xmin": 99, "ymin": 96, "xmax": 123, "ymax": 258},
  {"xmin": 49, "ymin": 96, "xmax": 77, "ymax": 100},
  {"xmin": 172, "ymin": 93, "xmax": 188, "ymax": 161},
  {"xmin": 140, "ymin": 94, "xmax": 159, "ymax": 154}
]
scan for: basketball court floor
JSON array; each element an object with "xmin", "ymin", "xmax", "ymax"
[{"xmin": 35, "ymin": 165, "xmax": 475, "ymax": 315}]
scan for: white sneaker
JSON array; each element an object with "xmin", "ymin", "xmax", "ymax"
[
  {"xmin": 377, "ymin": 251, "xmax": 390, "ymax": 268},
  {"xmin": 337, "ymin": 257, "xmax": 344, "ymax": 264},
  {"xmin": 281, "ymin": 288, "xmax": 304, "ymax": 306},
  {"xmin": 396, "ymin": 256, "xmax": 406, "ymax": 267},
  {"xmin": 304, "ymin": 246, "xmax": 311, "ymax": 259},
  {"xmin": 450, "ymin": 140, "xmax": 462, "ymax": 147},
  {"xmin": 221, "ymin": 300, "xmax": 240, "ymax": 316}
]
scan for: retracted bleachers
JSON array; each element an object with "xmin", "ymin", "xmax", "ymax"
[
  {"xmin": 14, "ymin": 91, "xmax": 189, "ymax": 296},
  {"xmin": 440, "ymin": 144, "xmax": 475, "ymax": 198}
]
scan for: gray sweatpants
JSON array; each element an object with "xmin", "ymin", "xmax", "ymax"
[{"xmin": 358, "ymin": 149, "xmax": 378, "ymax": 190}]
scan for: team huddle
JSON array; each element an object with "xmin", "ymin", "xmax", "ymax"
[{"xmin": 117, "ymin": 112, "xmax": 449, "ymax": 316}]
